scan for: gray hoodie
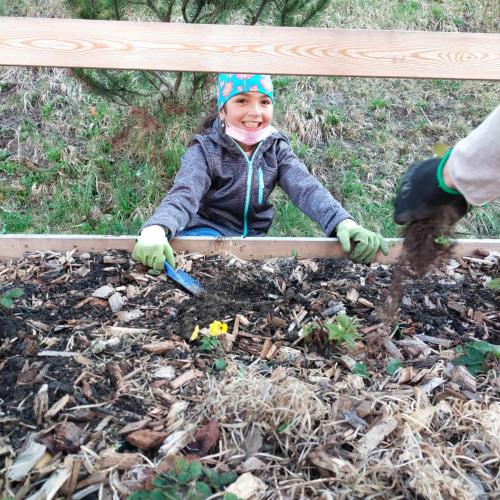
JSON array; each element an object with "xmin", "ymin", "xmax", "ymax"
[{"xmin": 142, "ymin": 118, "xmax": 351, "ymax": 237}]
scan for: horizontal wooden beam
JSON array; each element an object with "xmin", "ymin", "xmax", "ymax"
[
  {"xmin": 0, "ymin": 234, "xmax": 498, "ymax": 263},
  {"xmin": 1, "ymin": 17, "xmax": 499, "ymax": 80}
]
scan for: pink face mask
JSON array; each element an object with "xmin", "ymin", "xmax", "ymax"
[{"xmin": 224, "ymin": 122, "xmax": 272, "ymax": 146}]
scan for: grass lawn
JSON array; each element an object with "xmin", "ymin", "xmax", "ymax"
[{"xmin": 1, "ymin": 0, "xmax": 499, "ymax": 238}]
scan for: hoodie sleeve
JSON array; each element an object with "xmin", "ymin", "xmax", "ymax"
[
  {"xmin": 448, "ymin": 104, "xmax": 500, "ymax": 205},
  {"xmin": 140, "ymin": 141, "xmax": 212, "ymax": 236},
  {"xmin": 276, "ymin": 139, "xmax": 352, "ymax": 236}
]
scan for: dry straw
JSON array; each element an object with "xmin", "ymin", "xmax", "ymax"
[
  {"xmin": 195, "ymin": 367, "xmax": 500, "ymax": 498},
  {"xmin": 200, "ymin": 368, "xmax": 329, "ymax": 461}
]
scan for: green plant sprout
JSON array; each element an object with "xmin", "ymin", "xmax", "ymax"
[
  {"xmin": 303, "ymin": 315, "xmax": 362, "ymax": 352},
  {"xmin": 486, "ymin": 278, "xmax": 500, "ymax": 292},
  {"xmin": 199, "ymin": 336, "xmax": 219, "ymax": 353},
  {"xmin": 127, "ymin": 458, "xmax": 239, "ymax": 500},
  {"xmin": 325, "ymin": 314, "xmax": 362, "ymax": 348},
  {"xmin": 213, "ymin": 358, "xmax": 227, "ymax": 371},
  {"xmin": 0, "ymin": 288, "xmax": 24, "ymax": 308},
  {"xmin": 353, "ymin": 362, "xmax": 370, "ymax": 378},
  {"xmin": 303, "ymin": 323, "xmax": 318, "ymax": 336},
  {"xmin": 453, "ymin": 341, "xmax": 500, "ymax": 375},
  {"xmin": 386, "ymin": 357, "xmax": 404, "ymax": 376}
]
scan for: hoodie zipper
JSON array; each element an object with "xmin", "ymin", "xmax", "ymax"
[
  {"xmin": 229, "ymin": 139, "xmax": 264, "ymax": 237},
  {"xmin": 258, "ymin": 167, "xmax": 264, "ymax": 205}
]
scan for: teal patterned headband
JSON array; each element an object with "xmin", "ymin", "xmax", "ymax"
[{"xmin": 217, "ymin": 74, "xmax": 274, "ymax": 110}]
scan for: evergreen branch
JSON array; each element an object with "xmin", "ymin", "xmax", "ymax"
[
  {"xmin": 173, "ymin": 72, "xmax": 183, "ymax": 96},
  {"xmin": 250, "ymin": 0, "xmax": 271, "ymax": 25},
  {"xmin": 164, "ymin": 0, "xmax": 175, "ymax": 22},
  {"xmin": 189, "ymin": 0, "xmax": 207, "ymax": 23},
  {"xmin": 298, "ymin": 0, "xmax": 332, "ymax": 27},
  {"xmin": 102, "ymin": 71, "xmax": 152, "ymax": 97},
  {"xmin": 140, "ymin": 71, "xmax": 161, "ymax": 91},
  {"xmin": 192, "ymin": 73, "xmax": 209, "ymax": 95},
  {"xmin": 143, "ymin": 0, "xmax": 176, "ymax": 22},
  {"xmin": 112, "ymin": 0, "xmax": 122, "ymax": 20},
  {"xmin": 72, "ymin": 68, "xmax": 128, "ymax": 105},
  {"xmin": 207, "ymin": 4, "xmax": 226, "ymax": 24},
  {"xmin": 154, "ymin": 71, "xmax": 175, "ymax": 90},
  {"xmin": 144, "ymin": 0, "xmax": 164, "ymax": 20},
  {"xmin": 181, "ymin": 0, "xmax": 189, "ymax": 22}
]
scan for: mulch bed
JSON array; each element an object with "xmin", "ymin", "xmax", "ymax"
[{"xmin": 0, "ymin": 248, "xmax": 499, "ymax": 499}]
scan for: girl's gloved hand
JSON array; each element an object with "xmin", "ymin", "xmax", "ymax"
[
  {"xmin": 336, "ymin": 219, "xmax": 389, "ymax": 264},
  {"xmin": 132, "ymin": 225, "xmax": 175, "ymax": 271}
]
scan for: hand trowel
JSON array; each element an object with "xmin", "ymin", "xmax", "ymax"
[{"xmin": 163, "ymin": 261, "xmax": 206, "ymax": 297}]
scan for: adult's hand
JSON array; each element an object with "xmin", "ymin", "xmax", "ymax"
[
  {"xmin": 393, "ymin": 153, "xmax": 468, "ymax": 224},
  {"xmin": 336, "ymin": 219, "xmax": 389, "ymax": 264},
  {"xmin": 132, "ymin": 225, "xmax": 175, "ymax": 271}
]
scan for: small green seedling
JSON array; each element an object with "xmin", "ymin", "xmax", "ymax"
[
  {"xmin": 128, "ymin": 459, "xmax": 239, "ymax": 500},
  {"xmin": 453, "ymin": 341, "xmax": 500, "ymax": 375},
  {"xmin": 325, "ymin": 314, "xmax": 361, "ymax": 348},
  {"xmin": 0, "ymin": 288, "xmax": 24, "ymax": 309},
  {"xmin": 486, "ymin": 278, "xmax": 500, "ymax": 292},
  {"xmin": 303, "ymin": 315, "xmax": 361, "ymax": 356},
  {"xmin": 303, "ymin": 322, "xmax": 318, "ymax": 337},
  {"xmin": 199, "ymin": 336, "xmax": 219, "ymax": 353},
  {"xmin": 386, "ymin": 357, "xmax": 404, "ymax": 376},
  {"xmin": 353, "ymin": 362, "xmax": 370, "ymax": 378},
  {"xmin": 213, "ymin": 358, "xmax": 227, "ymax": 371}
]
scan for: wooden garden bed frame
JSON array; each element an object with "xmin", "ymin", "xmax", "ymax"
[
  {"xmin": 1, "ymin": 17, "xmax": 499, "ymax": 262},
  {"xmin": 0, "ymin": 235, "xmax": 499, "ymax": 264}
]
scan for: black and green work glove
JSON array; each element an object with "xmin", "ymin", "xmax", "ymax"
[
  {"xmin": 393, "ymin": 150, "xmax": 468, "ymax": 224},
  {"xmin": 336, "ymin": 219, "xmax": 389, "ymax": 264},
  {"xmin": 132, "ymin": 225, "xmax": 175, "ymax": 272}
]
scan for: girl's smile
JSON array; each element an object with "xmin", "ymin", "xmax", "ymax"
[{"xmin": 242, "ymin": 121, "xmax": 261, "ymax": 129}]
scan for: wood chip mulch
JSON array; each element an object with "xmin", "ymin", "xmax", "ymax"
[{"xmin": 0, "ymin": 248, "xmax": 498, "ymax": 499}]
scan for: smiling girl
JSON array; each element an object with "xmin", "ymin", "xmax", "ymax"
[{"xmin": 133, "ymin": 73, "xmax": 387, "ymax": 271}]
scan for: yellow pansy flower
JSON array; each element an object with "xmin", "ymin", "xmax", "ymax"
[
  {"xmin": 190, "ymin": 324, "xmax": 200, "ymax": 341},
  {"xmin": 209, "ymin": 320, "xmax": 228, "ymax": 336}
]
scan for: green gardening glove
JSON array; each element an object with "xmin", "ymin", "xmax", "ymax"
[
  {"xmin": 132, "ymin": 225, "xmax": 175, "ymax": 272},
  {"xmin": 336, "ymin": 219, "xmax": 389, "ymax": 264}
]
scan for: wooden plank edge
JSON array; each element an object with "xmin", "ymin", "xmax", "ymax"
[
  {"xmin": 0, "ymin": 234, "xmax": 498, "ymax": 263},
  {"xmin": 1, "ymin": 17, "xmax": 499, "ymax": 80}
]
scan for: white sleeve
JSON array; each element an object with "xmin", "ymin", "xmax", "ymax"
[{"xmin": 448, "ymin": 105, "xmax": 500, "ymax": 205}]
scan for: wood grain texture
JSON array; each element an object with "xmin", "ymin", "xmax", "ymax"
[
  {"xmin": 0, "ymin": 235, "xmax": 498, "ymax": 262},
  {"xmin": 1, "ymin": 17, "xmax": 499, "ymax": 79}
]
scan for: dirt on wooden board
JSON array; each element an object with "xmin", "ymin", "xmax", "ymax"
[{"xmin": 0, "ymin": 247, "xmax": 498, "ymax": 499}]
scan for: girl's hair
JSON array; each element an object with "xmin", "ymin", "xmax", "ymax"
[{"xmin": 194, "ymin": 110, "xmax": 218, "ymax": 136}]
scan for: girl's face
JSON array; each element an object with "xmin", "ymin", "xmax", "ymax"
[{"xmin": 221, "ymin": 91, "xmax": 273, "ymax": 130}]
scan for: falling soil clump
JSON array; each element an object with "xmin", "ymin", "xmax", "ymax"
[{"xmin": 382, "ymin": 206, "xmax": 463, "ymax": 327}]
